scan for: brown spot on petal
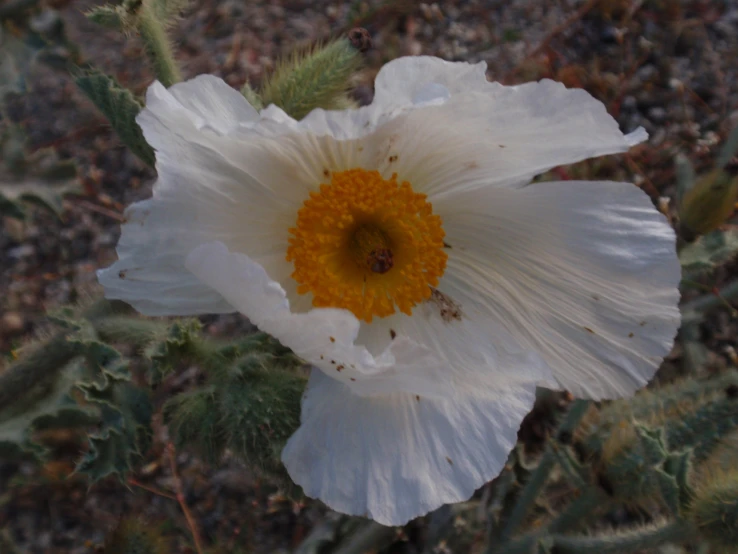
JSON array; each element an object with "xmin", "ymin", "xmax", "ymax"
[
  {"xmin": 445, "ymin": 457, "xmax": 453, "ymax": 465},
  {"xmin": 584, "ymin": 327, "xmax": 595, "ymax": 334},
  {"xmin": 428, "ymin": 288, "xmax": 462, "ymax": 323},
  {"xmin": 329, "ymin": 336, "xmax": 335, "ymax": 343},
  {"xmin": 390, "ymin": 329, "xmax": 397, "ymax": 340}
]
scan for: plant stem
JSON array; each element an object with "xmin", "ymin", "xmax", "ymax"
[
  {"xmin": 548, "ymin": 487, "xmax": 608, "ymax": 534},
  {"xmin": 332, "ymin": 521, "xmax": 397, "ymax": 554},
  {"xmin": 497, "ymin": 400, "xmax": 590, "ymax": 542},
  {"xmin": 682, "ymin": 280, "xmax": 738, "ymax": 316},
  {"xmin": 549, "ymin": 519, "xmax": 693, "ymax": 554},
  {"xmin": 167, "ymin": 442, "xmax": 204, "ymax": 554},
  {"xmin": 137, "ymin": 1, "xmax": 181, "ymax": 87}
]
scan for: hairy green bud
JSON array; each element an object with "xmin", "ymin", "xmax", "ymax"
[{"xmin": 260, "ymin": 37, "xmax": 364, "ymax": 120}]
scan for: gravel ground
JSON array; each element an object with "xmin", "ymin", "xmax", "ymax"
[{"xmin": 1, "ymin": 0, "xmax": 738, "ymax": 552}]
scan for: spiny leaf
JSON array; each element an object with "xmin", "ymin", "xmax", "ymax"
[
  {"xmin": 75, "ymin": 69, "xmax": 155, "ymax": 166},
  {"xmin": 150, "ymin": 0, "xmax": 191, "ymax": 26},
  {"xmin": 76, "ymin": 381, "xmax": 152, "ymax": 482},
  {"xmin": 0, "ymin": 360, "xmax": 90, "ymax": 461},
  {"xmin": 143, "ymin": 319, "xmax": 204, "ymax": 384},
  {"xmin": 0, "ymin": 24, "xmax": 35, "ymax": 98},
  {"xmin": 85, "ymin": 5, "xmax": 130, "ymax": 32},
  {"xmin": 0, "ymin": 176, "xmax": 80, "ymax": 219},
  {"xmin": 679, "ymin": 227, "xmax": 738, "ymax": 279}
]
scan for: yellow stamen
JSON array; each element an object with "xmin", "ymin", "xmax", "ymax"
[{"xmin": 286, "ymin": 169, "xmax": 447, "ymax": 322}]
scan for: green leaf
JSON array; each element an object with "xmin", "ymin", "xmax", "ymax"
[
  {"xmin": 679, "ymin": 228, "xmax": 738, "ymax": 279},
  {"xmin": 75, "ymin": 70, "xmax": 155, "ymax": 167},
  {"xmin": 0, "ymin": 24, "xmax": 34, "ymax": 99},
  {"xmin": 85, "ymin": 5, "xmax": 128, "ymax": 31},
  {"xmin": 76, "ymin": 380, "xmax": 152, "ymax": 482},
  {"xmin": 0, "ymin": 360, "xmax": 91, "ymax": 461},
  {"xmin": 718, "ymin": 125, "xmax": 738, "ymax": 169},
  {"xmin": 143, "ymin": 319, "xmax": 203, "ymax": 384},
  {"xmin": 0, "ymin": 176, "xmax": 80, "ymax": 219}
]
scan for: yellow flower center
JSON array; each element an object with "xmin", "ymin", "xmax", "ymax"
[{"xmin": 286, "ymin": 169, "xmax": 447, "ymax": 322}]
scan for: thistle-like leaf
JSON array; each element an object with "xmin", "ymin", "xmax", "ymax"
[
  {"xmin": 76, "ymin": 380, "xmax": 152, "ymax": 482},
  {"xmin": 0, "ymin": 359, "xmax": 93, "ymax": 461},
  {"xmin": 679, "ymin": 228, "xmax": 738, "ymax": 279},
  {"xmin": 85, "ymin": 5, "xmax": 130, "ymax": 32},
  {"xmin": 75, "ymin": 70, "xmax": 155, "ymax": 166},
  {"xmin": 143, "ymin": 319, "xmax": 204, "ymax": 384}
]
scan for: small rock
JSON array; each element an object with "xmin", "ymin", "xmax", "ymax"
[
  {"xmin": 1, "ymin": 311, "xmax": 25, "ymax": 336},
  {"xmin": 648, "ymin": 106, "xmax": 667, "ymax": 123}
]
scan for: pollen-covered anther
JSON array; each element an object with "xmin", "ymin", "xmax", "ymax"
[{"xmin": 286, "ymin": 169, "xmax": 447, "ymax": 322}]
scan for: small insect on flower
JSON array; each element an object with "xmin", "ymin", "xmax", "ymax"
[{"xmin": 99, "ymin": 56, "xmax": 681, "ymax": 526}]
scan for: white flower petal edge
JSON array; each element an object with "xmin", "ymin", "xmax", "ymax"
[
  {"xmin": 372, "ymin": 56, "xmax": 489, "ymax": 108},
  {"xmin": 185, "ymin": 241, "xmax": 456, "ymax": 398},
  {"xmin": 435, "ymin": 180, "xmax": 681, "ymax": 400},
  {"xmin": 282, "ymin": 369, "xmax": 537, "ymax": 526},
  {"xmin": 97, "ymin": 198, "xmax": 236, "ymax": 316}
]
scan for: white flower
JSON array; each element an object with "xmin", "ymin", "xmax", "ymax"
[{"xmin": 98, "ymin": 56, "xmax": 681, "ymax": 526}]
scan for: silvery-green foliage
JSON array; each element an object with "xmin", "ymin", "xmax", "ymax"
[{"xmin": 75, "ymin": 70, "xmax": 155, "ymax": 167}]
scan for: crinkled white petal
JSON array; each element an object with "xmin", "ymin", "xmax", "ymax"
[
  {"xmin": 434, "ymin": 180, "xmax": 681, "ymax": 399},
  {"xmin": 97, "ymin": 198, "xmax": 234, "ymax": 316},
  {"xmin": 372, "ymin": 56, "xmax": 489, "ymax": 108},
  {"xmin": 99, "ymin": 81, "xmax": 306, "ymax": 315},
  {"xmin": 282, "ymin": 369, "xmax": 537, "ymax": 526},
  {"xmin": 185, "ymin": 241, "xmax": 454, "ymax": 398},
  {"xmin": 356, "ymin": 294, "xmax": 556, "ymax": 391},
  {"xmin": 258, "ymin": 77, "xmax": 646, "ymax": 196},
  {"xmin": 166, "ymin": 74, "xmax": 260, "ymax": 134},
  {"xmin": 369, "ymin": 84, "xmax": 646, "ymax": 197}
]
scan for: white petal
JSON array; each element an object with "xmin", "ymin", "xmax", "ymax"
[
  {"xmin": 356, "ymin": 293, "xmax": 555, "ymax": 391},
  {"xmin": 436, "ymin": 180, "xmax": 680, "ymax": 399},
  {"xmin": 282, "ymin": 370, "xmax": 536, "ymax": 526},
  {"xmin": 373, "ymin": 56, "xmax": 489, "ymax": 108},
  {"xmin": 166, "ymin": 74, "xmax": 260, "ymax": 134},
  {"xmin": 185, "ymin": 242, "xmax": 454, "ymax": 398},
  {"xmin": 97, "ymin": 198, "xmax": 234, "ymax": 316},
  {"xmin": 100, "ymin": 78, "xmax": 306, "ymax": 315},
  {"xmin": 351, "ymin": 82, "xmax": 646, "ymax": 197}
]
